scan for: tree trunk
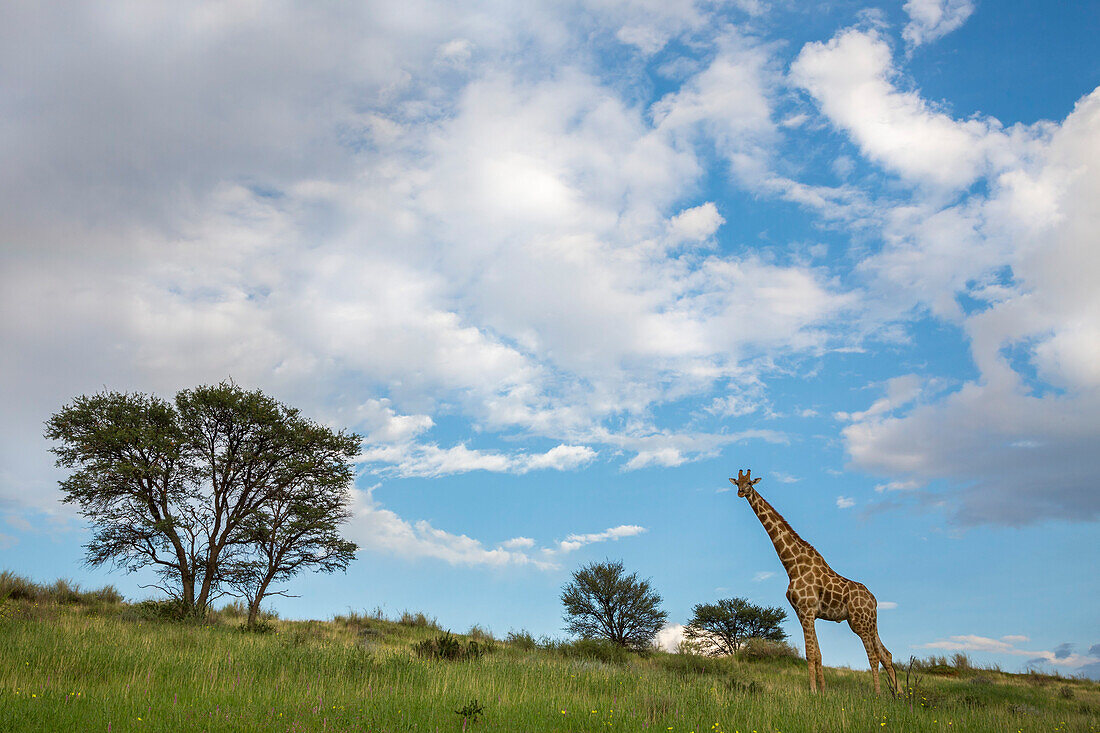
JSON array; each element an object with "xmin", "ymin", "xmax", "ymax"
[
  {"xmin": 246, "ymin": 574, "xmax": 274, "ymax": 628},
  {"xmin": 180, "ymin": 573, "xmax": 195, "ymax": 612}
]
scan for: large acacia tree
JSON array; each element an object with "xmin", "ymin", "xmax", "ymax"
[
  {"xmin": 45, "ymin": 381, "xmax": 360, "ymax": 617},
  {"xmin": 561, "ymin": 560, "xmax": 668, "ymax": 650}
]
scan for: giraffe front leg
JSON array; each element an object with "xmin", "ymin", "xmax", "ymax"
[{"xmin": 798, "ymin": 614, "xmax": 821, "ymax": 693}]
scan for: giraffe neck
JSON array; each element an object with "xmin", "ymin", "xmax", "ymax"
[{"xmin": 744, "ymin": 488, "xmax": 822, "ymax": 577}]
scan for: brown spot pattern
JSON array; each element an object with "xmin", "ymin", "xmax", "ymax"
[{"xmin": 730, "ymin": 469, "xmax": 899, "ymax": 695}]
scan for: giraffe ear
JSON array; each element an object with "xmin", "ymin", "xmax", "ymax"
[
  {"xmin": 729, "ymin": 477, "xmax": 737, "ymax": 485},
  {"xmin": 752, "ymin": 477, "xmax": 761, "ymax": 485}
]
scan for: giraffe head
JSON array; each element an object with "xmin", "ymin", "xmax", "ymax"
[{"xmin": 729, "ymin": 468, "xmax": 762, "ymax": 497}]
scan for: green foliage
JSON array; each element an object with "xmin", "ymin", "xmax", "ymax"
[
  {"xmin": 125, "ymin": 599, "xmax": 201, "ymax": 622},
  {"xmin": 412, "ymin": 632, "xmax": 492, "ymax": 661},
  {"xmin": 561, "ymin": 560, "xmax": 667, "ymax": 650},
  {"xmin": 0, "ymin": 570, "xmax": 39, "ymax": 602},
  {"xmin": 505, "ymin": 629, "xmax": 539, "ymax": 650},
  {"xmin": 398, "ymin": 610, "xmax": 439, "ymax": 629},
  {"xmin": 44, "ymin": 381, "xmax": 360, "ymax": 618},
  {"xmin": 454, "ymin": 698, "xmax": 486, "ymax": 726},
  {"xmin": 683, "ymin": 597, "xmax": 788, "ymax": 656},
  {"xmin": 737, "ymin": 638, "xmax": 802, "ymax": 663}
]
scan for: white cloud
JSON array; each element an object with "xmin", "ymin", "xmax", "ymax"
[
  {"xmin": 842, "ymin": 89, "xmax": 1100, "ymax": 525},
  {"xmin": 655, "ymin": 624, "xmax": 687, "ymax": 652},
  {"xmin": 877, "ymin": 600, "xmax": 897, "ymax": 610},
  {"xmin": 902, "ymin": 0, "xmax": 976, "ymax": 48},
  {"xmin": 836, "ymin": 496, "xmax": 856, "ymax": 509},
  {"xmin": 359, "ymin": 442, "xmax": 597, "ymax": 479},
  {"xmin": 666, "ymin": 202, "xmax": 724, "ymax": 244},
  {"xmin": 873, "ymin": 480, "xmax": 921, "ymax": 493},
  {"xmin": 752, "ymin": 571, "xmax": 775, "ymax": 582},
  {"xmin": 348, "ymin": 488, "xmax": 644, "ymax": 570},
  {"xmin": 790, "ymin": 28, "xmax": 1030, "ymax": 190},
  {"xmin": 0, "ymin": 6, "xmax": 874, "ymax": 514},
  {"xmin": 653, "ymin": 33, "xmax": 777, "ymax": 183},
  {"xmin": 835, "ymin": 375, "xmax": 924, "ymax": 423},
  {"xmin": 354, "ymin": 399, "xmax": 434, "ymax": 444},
  {"xmin": 916, "ymin": 635, "xmax": 1100, "ymax": 670},
  {"xmin": 555, "ymin": 525, "xmax": 647, "ymax": 554}
]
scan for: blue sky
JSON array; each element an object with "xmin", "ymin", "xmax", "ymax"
[{"xmin": 1, "ymin": 1, "xmax": 1098, "ymax": 678}]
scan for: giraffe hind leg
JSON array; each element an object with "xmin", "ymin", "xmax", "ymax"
[
  {"xmin": 849, "ymin": 616, "xmax": 887, "ymax": 694},
  {"xmin": 876, "ymin": 636, "xmax": 899, "ymax": 694}
]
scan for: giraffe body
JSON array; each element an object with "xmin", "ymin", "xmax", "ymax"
[{"xmin": 731, "ymin": 469, "xmax": 898, "ymax": 695}]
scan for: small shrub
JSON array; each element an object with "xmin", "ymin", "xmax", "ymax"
[
  {"xmin": 738, "ymin": 638, "xmax": 802, "ymax": 662},
  {"xmin": 0, "ymin": 570, "xmax": 41, "ymax": 602},
  {"xmin": 219, "ymin": 600, "xmax": 250, "ymax": 619},
  {"xmin": 1059, "ymin": 685, "xmax": 1075, "ymax": 699},
  {"xmin": 88, "ymin": 585, "xmax": 124, "ymax": 604},
  {"xmin": 131, "ymin": 598, "xmax": 196, "ymax": 621},
  {"xmin": 951, "ymin": 652, "xmax": 973, "ymax": 671},
  {"xmin": 506, "ymin": 629, "xmax": 539, "ymax": 650},
  {"xmin": 413, "ymin": 632, "xmax": 490, "ymax": 661},
  {"xmin": 454, "ymin": 698, "xmax": 485, "ymax": 728},
  {"xmin": 467, "ymin": 624, "xmax": 494, "ymax": 641},
  {"xmin": 124, "ymin": 598, "xmax": 217, "ymax": 624},
  {"xmin": 47, "ymin": 579, "xmax": 84, "ymax": 604},
  {"xmin": 399, "ymin": 610, "xmax": 438, "ymax": 629},
  {"xmin": 925, "ymin": 664, "xmax": 959, "ymax": 676}
]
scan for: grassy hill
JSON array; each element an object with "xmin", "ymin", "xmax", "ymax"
[{"xmin": 1, "ymin": 573, "xmax": 1097, "ymax": 732}]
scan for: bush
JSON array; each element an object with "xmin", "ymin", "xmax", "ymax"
[
  {"xmin": 413, "ymin": 632, "xmax": 492, "ymax": 661},
  {"xmin": 925, "ymin": 664, "xmax": 959, "ymax": 677},
  {"xmin": 737, "ymin": 638, "xmax": 802, "ymax": 662},
  {"xmin": 399, "ymin": 610, "xmax": 439, "ymax": 629},
  {"xmin": 506, "ymin": 629, "xmax": 539, "ymax": 651},
  {"xmin": 1, "ymin": 570, "xmax": 41, "ymax": 602},
  {"xmin": 126, "ymin": 598, "xmax": 206, "ymax": 622},
  {"xmin": 335, "ymin": 607, "xmax": 385, "ymax": 627},
  {"xmin": 467, "ymin": 624, "xmax": 494, "ymax": 641},
  {"xmin": 88, "ymin": 585, "xmax": 125, "ymax": 604},
  {"xmin": 218, "ymin": 599, "xmax": 249, "ymax": 619}
]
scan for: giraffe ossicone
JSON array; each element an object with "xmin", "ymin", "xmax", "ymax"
[{"xmin": 730, "ymin": 469, "xmax": 899, "ymax": 694}]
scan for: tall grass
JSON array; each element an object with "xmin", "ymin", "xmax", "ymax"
[
  {"xmin": 1, "ymin": 582, "xmax": 1097, "ymax": 731},
  {"xmin": 0, "ymin": 570, "xmax": 124, "ymax": 606}
]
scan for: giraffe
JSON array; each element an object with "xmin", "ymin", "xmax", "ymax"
[{"xmin": 730, "ymin": 469, "xmax": 898, "ymax": 694}]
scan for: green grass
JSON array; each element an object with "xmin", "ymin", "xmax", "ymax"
[{"xmin": 1, "ymin": 589, "xmax": 1097, "ymax": 732}]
